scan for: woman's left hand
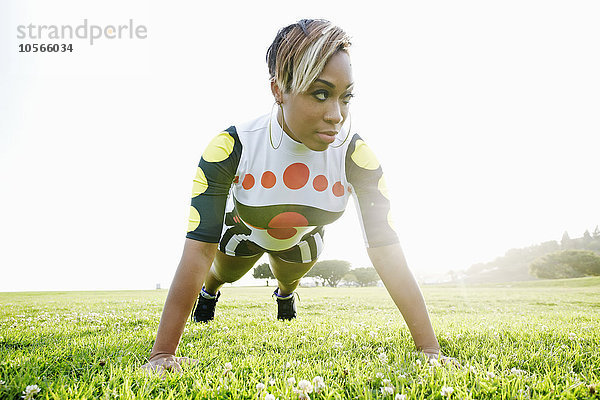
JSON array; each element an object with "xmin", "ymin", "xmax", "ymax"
[{"xmin": 422, "ymin": 350, "xmax": 462, "ymax": 367}]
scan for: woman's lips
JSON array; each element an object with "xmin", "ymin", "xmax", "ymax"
[{"xmin": 317, "ymin": 131, "xmax": 337, "ymax": 144}]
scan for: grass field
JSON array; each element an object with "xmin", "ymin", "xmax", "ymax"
[{"xmin": 1, "ymin": 278, "xmax": 599, "ymax": 399}]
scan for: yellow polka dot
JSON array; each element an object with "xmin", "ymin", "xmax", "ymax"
[
  {"xmin": 378, "ymin": 175, "xmax": 389, "ymax": 199},
  {"xmin": 202, "ymin": 132, "xmax": 235, "ymax": 162},
  {"xmin": 192, "ymin": 167, "xmax": 208, "ymax": 197},
  {"xmin": 351, "ymin": 140, "xmax": 380, "ymax": 170},
  {"xmin": 187, "ymin": 206, "xmax": 200, "ymax": 232},
  {"xmin": 387, "ymin": 210, "xmax": 396, "ymax": 231}
]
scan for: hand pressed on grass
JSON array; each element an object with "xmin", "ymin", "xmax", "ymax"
[
  {"xmin": 422, "ymin": 350, "xmax": 461, "ymax": 367},
  {"xmin": 141, "ymin": 354, "xmax": 198, "ymax": 376}
]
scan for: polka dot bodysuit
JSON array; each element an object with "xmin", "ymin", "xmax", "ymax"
[{"xmin": 186, "ymin": 113, "xmax": 398, "ymax": 262}]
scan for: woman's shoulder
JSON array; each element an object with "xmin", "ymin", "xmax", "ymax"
[{"xmin": 232, "ymin": 113, "xmax": 270, "ymax": 136}]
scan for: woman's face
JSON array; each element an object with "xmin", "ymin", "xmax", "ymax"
[{"xmin": 276, "ymin": 51, "xmax": 354, "ymax": 152}]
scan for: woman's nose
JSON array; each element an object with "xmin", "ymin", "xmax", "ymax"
[{"xmin": 324, "ymin": 101, "xmax": 343, "ymax": 125}]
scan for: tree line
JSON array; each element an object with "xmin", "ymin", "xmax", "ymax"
[
  {"xmin": 460, "ymin": 225, "xmax": 600, "ymax": 282},
  {"xmin": 252, "ymin": 260, "xmax": 380, "ymax": 287}
]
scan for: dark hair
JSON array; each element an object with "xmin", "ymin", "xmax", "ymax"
[{"xmin": 265, "ymin": 19, "xmax": 351, "ymax": 94}]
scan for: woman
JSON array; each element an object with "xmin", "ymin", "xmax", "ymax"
[{"xmin": 143, "ymin": 19, "xmax": 449, "ymax": 374}]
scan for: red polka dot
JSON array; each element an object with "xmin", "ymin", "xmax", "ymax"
[
  {"xmin": 233, "ymin": 176, "xmax": 239, "ymax": 184},
  {"xmin": 261, "ymin": 171, "xmax": 276, "ymax": 188},
  {"xmin": 332, "ymin": 181, "xmax": 345, "ymax": 197},
  {"xmin": 313, "ymin": 175, "xmax": 328, "ymax": 192},
  {"xmin": 267, "ymin": 212, "xmax": 308, "ymax": 240},
  {"xmin": 242, "ymin": 174, "xmax": 255, "ymax": 189},
  {"xmin": 283, "ymin": 163, "xmax": 310, "ymax": 190}
]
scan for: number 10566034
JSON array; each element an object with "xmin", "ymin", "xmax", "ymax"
[{"xmin": 19, "ymin": 43, "xmax": 73, "ymax": 53}]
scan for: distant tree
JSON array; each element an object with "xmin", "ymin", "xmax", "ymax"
[
  {"xmin": 561, "ymin": 231, "xmax": 572, "ymax": 249},
  {"xmin": 593, "ymin": 225, "xmax": 600, "ymax": 239},
  {"xmin": 307, "ymin": 260, "xmax": 351, "ymax": 287},
  {"xmin": 583, "ymin": 230, "xmax": 593, "ymax": 244},
  {"xmin": 253, "ymin": 263, "xmax": 274, "ymax": 286},
  {"xmin": 560, "ymin": 250, "xmax": 600, "ymax": 276},
  {"xmin": 348, "ymin": 267, "xmax": 380, "ymax": 287},
  {"xmin": 465, "ymin": 263, "xmax": 488, "ymax": 275},
  {"xmin": 538, "ymin": 240, "xmax": 560, "ymax": 253},
  {"xmin": 529, "ymin": 250, "xmax": 600, "ymax": 279},
  {"xmin": 447, "ymin": 270, "xmax": 458, "ymax": 282}
]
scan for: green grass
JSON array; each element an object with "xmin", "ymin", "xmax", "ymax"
[{"xmin": 1, "ymin": 280, "xmax": 599, "ymax": 399}]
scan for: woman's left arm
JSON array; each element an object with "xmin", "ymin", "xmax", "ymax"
[{"xmin": 367, "ymin": 242, "xmax": 440, "ymax": 358}]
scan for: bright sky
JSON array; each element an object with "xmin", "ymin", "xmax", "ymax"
[{"xmin": 1, "ymin": 1, "xmax": 599, "ymax": 292}]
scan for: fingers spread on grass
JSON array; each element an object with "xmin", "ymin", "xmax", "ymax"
[
  {"xmin": 423, "ymin": 351, "xmax": 462, "ymax": 368},
  {"xmin": 140, "ymin": 362, "xmax": 167, "ymax": 378},
  {"xmin": 140, "ymin": 355, "xmax": 188, "ymax": 377},
  {"xmin": 175, "ymin": 356, "xmax": 200, "ymax": 366},
  {"xmin": 439, "ymin": 355, "xmax": 462, "ymax": 368}
]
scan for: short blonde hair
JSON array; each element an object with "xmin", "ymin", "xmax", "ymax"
[{"xmin": 266, "ymin": 19, "xmax": 351, "ymax": 94}]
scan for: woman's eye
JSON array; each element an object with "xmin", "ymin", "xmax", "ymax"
[
  {"xmin": 343, "ymin": 93, "xmax": 355, "ymax": 104},
  {"xmin": 313, "ymin": 91, "xmax": 328, "ymax": 101}
]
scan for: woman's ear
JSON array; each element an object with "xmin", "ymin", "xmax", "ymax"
[{"xmin": 270, "ymin": 80, "xmax": 283, "ymax": 104}]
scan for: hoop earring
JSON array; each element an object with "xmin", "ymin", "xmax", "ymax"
[
  {"xmin": 269, "ymin": 102, "xmax": 285, "ymax": 150},
  {"xmin": 330, "ymin": 113, "xmax": 352, "ymax": 148}
]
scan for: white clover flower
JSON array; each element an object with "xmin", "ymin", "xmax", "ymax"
[
  {"xmin": 487, "ymin": 371, "xmax": 495, "ymax": 379},
  {"xmin": 287, "ymin": 377, "xmax": 296, "ymax": 386},
  {"xmin": 269, "ymin": 378, "xmax": 276, "ymax": 386},
  {"xmin": 369, "ymin": 331, "xmax": 377, "ymax": 337},
  {"xmin": 297, "ymin": 379, "xmax": 313, "ymax": 393},
  {"xmin": 414, "ymin": 359, "xmax": 422, "ymax": 366},
  {"xmin": 489, "ymin": 354, "xmax": 497, "ymax": 359},
  {"xmin": 223, "ymin": 362, "xmax": 232, "ymax": 372},
  {"xmin": 429, "ymin": 358, "xmax": 440, "ymax": 367},
  {"xmin": 395, "ymin": 394, "xmax": 407, "ymax": 400},
  {"xmin": 469, "ymin": 365, "xmax": 477, "ymax": 373},
  {"xmin": 440, "ymin": 386, "xmax": 454, "ymax": 397},
  {"xmin": 380, "ymin": 386, "xmax": 394, "ymax": 395},
  {"xmin": 22, "ymin": 385, "xmax": 41, "ymax": 399},
  {"xmin": 256, "ymin": 382, "xmax": 266, "ymax": 391},
  {"xmin": 378, "ymin": 353, "xmax": 388, "ymax": 363},
  {"xmin": 351, "ymin": 334, "xmax": 357, "ymax": 340},
  {"xmin": 510, "ymin": 367, "xmax": 526, "ymax": 375},
  {"xmin": 265, "ymin": 394, "xmax": 276, "ymax": 400},
  {"xmin": 312, "ymin": 376, "xmax": 325, "ymax": 393},
  {"xmin": 333, "ymin": 342, "xmax": 342, "ymax": 349},
  {"xmin": 382, "ymin": 379, "xmax": 391, "ymax": 385},
  {"xmin": 375, "ymin": 372, "xmax": 385, "ymax": 379},
  {"xmin": 568, "ymin": 333, "xmax": 577, "ymax": 340}
]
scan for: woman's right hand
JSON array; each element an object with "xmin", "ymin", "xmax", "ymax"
[{"xmin": 141, "ymin": 353, "xmax": 198, "ymax": 376}]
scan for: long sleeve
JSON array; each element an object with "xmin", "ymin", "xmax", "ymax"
[
  {"xmin": 345, "ymin": 133, "xmax": 399, "ymax": 248},
  {"xmin": 186, "ymin": 127, "xmax": 242, "ymax": 243}
]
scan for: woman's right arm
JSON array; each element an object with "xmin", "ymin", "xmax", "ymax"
[{"xmin": 142, "ymin": 239, "xmax": 218, "ymax": 373}]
